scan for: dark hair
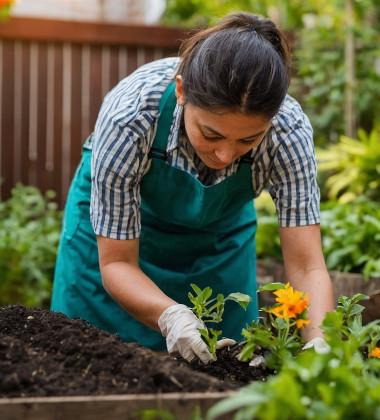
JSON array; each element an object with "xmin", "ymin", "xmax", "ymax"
[{"xmin": 176, "ymin": 12, "xmax": 291, "ymax": 119}]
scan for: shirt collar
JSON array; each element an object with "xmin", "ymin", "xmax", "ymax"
[{"xmin": 166, "ymin": 103, "xmax": 183, "ymax": 152}]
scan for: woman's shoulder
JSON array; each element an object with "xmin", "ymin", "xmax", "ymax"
[
  {"xmin": 270, "ymin": 94, "xmax": 312, "ymax": 139},
  {"xmin": 98, "ymin": 57, "xmax": 180, "ymax": 127}
]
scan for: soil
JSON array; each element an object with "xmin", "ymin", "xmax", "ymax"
[{"xmin": 0, "ymin": 304, "xmax": 272, "ymax": 398}]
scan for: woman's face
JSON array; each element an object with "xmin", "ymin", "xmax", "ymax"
[{"xmin": 175, "ymin": 77, "xmax": 271, "ymax": 170}]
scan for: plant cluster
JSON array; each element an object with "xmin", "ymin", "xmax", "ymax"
[
  {"xmin": 316, "ymin": 125, "xmax": 380, "ymax": 203},
  {"xmin": 320, "ymin": 197, "xmax": 380, "ymax": 279},
  {"xmin": 0, "ymin": 183, "xmax": 63, "ymax": 309},
  {"xmin": 188, "ymin": 283, "xmax": 252, "ymax": 359},
  {"xmin": 207, "ymin": 292, "xmax": 380, "ymax": 420},
  {"xmin": 240, "ymin": 283, "xmax": 310, "ymax": 371},
  {"xmin": 255, "ymin": 190, "xmax": 380, "ymax": 280}
]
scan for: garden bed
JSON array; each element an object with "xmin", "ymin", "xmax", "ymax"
[{"xmin": 0, "ymin": 304, "xmax": 272, "ymax": 419}]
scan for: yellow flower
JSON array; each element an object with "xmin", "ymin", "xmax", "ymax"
[
  {"xmin": 268, "ymin": 283, "xmax": 309, "ymax": 319},
  {"xmin": 369, "ymin": 347, "xmax": 380, "ymax": 358}
]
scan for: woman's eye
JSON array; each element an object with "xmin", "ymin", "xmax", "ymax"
[
  {"xmin": 240, "ymin": 138, "xmax": 257, "ymax": 145},
  {"xmin": 202, "ymin": 134, "xmax": 221, "ymax": 141},
  {"xmin": 240, "ymin": 136, "xmax": 263, "ymax": 146}
]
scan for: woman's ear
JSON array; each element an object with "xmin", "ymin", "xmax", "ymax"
[{"xmin": 175, "ymin": 75, "xmax": 186, "ymax": 106}]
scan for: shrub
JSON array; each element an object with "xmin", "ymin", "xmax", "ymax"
[{"xmin": 0, "ymin": 183, "xmax": 63, "ymax": 309}]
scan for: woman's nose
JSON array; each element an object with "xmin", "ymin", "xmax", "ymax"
[{"xmin": 214, "ymin": 143, "xmax": 235, "ymax": 164}]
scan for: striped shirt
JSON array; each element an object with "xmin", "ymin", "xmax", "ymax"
[{"xmin": 90, "ymin": 57, "xmax": 320, "ymax": 240}]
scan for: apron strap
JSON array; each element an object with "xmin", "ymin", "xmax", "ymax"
[{"xmin": 148, "ymin": 82, "xmax": 177, "ymax": 160}]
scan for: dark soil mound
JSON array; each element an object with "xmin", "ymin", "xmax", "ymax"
[{"xmin": 0, "ymin": 305, "xmax": 269, "ymax": 398}]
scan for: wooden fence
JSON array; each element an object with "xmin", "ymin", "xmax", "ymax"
[{"xmin": 0, "ymin": 17, "xmax": 187, "ymax": 207}]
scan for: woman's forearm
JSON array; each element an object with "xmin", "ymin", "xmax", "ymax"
[
  {"xmin": 288, "ymin": 268, "xmax": 335, "ymax": 342},
  {"xmin": 101, "ymin": 261, "xmax": 177, "ymax": 331}
]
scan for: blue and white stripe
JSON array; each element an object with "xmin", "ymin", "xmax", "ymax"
[{"xmin": 90, "ymin": 57, "xmax": 320, "ymax": 240}]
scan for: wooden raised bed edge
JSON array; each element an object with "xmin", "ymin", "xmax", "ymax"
[{"xmin": 0, "ymin": 392, "xmax": 235, "ymax": 420}]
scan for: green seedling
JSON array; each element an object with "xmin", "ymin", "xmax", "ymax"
[{"xmin": 188, "ymin": 283, "xmax": 252, "ymax": 360}]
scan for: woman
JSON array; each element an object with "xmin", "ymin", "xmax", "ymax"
[{"xmin": 51, "ymin": 12, "xmax": 334, "ymax": 363}]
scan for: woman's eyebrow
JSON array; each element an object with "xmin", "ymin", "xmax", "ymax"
[
  {"xmin": 201, "ymin": 125, "xmax": 226, "ymax": 138},
  {"xmin": 202, "ymin": 125, "xmax": 267, "ymax": 139},
  {"xmin": 240, "ymin": 130, "xmax": 267, "ymax": 140}
]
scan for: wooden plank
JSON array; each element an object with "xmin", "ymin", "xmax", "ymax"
[
  {"xmin": 109, "ymin": 45, "xmax": 121, "ymax": 90},
  {"xmin": 70, "ymin": 43, "xmax": 83, "ymax": 175},
  {"xmin": 88, "ymin": 45, "xmax": 103, "ymax": 136},
  {"xmin": 1, "ymin": 40, "xmax": 15, "ymax": 199},
  {"xmin": 0, "ymin": 17, "xmax": 187, "ymax": 49},
  {"xmin": 19, "ymin": 41, "xmax": 31, "ymax": 187},
  {"xmin": 0, "ymin": 392, "xmax": 234, "ymax": 420},
  {"xmin": 52, "ymin": 43, "xmax": 64, "ymax": 206},
  {"xmin": 35, "ymin": 42, "xmax": 48, "ymax": 193}
]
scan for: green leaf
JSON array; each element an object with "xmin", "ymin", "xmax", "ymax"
[
  {"xmin": 257, "ymin": 283, "xmax": 286, "ymax": 292},
  {"xmin": 226, "ymin": 292, "xmax": 252, "ymax": 310},
  {"xmin": 190, "ymin": 283, "xmax": 202, "ymax": 296}
]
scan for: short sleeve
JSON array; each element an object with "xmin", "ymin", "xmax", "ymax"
[
  {"xmin": 90, "ymin": 58, "xmax": 179, "ymax": 240},
  {"xmin": 267, "ymin": 100, "xmax": 320, "ymax": 227}
]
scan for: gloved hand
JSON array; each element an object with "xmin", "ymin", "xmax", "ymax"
[
  {"xmin": 158, "ymin": 304, "xmax": 215, "ymax": 364},
  {"xmin": 302, "ymin": 337, "xmax": 331, "ymax": 354}
]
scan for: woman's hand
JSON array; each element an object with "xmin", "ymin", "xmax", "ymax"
[{"xmin": 158, "ymin": 304, "xmax": 215, "ymax": 364}]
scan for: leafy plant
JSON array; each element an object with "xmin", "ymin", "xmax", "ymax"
[
  {"xmin": 254, "ymin": 191, "xmax": 283, "ymax": 263},
  {"xmin": 320, "ymin": 197, "xmax": 380, "ymax": 279},
  {"xmin": 292, "ymin": 0, "xmax": 380, "ymax": 143},
  {"xmin": 255, "ymin": 192, "xmax": 380, "ymax": 280},
  {"xmin": 240, "ymin": 282, "xmax": 309, "ymax": 371},
  {"xmin": 188, "ymin": 283, "xmax": 252, "ymax": 359},
  {"xmin": 207, "ymin": 293, "xmax": 380, "ymax": 420},
  {"xmin": 0, "ymin": 183, "xmax": 63, "ymax": 309},
  {"xmin": 316, "ymin": 124, "xmax": 380, "ymax": 203}
]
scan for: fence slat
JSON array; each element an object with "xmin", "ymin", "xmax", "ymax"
[{"xmin": 0, "ymin": 18, "xmax": 185, "ymax": 207}]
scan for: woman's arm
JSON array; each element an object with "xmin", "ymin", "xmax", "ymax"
[
  {"xmin": 279, "ymin": 224, "xmax": 335, "ymax": 342},
  {"xmin": 97, "ymin": 235, "xmax": 177, "ymax": 331}
]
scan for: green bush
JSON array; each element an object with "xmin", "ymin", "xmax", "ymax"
[
  {"xmin": 0, "ymin": 183, "xmax": 63, "ymax": 309},
  {"xmin": 316, "ymin": 125, "xmax": 380, "ymax": 203},
  {"xmin": 255, "ymin": 193, "xmax": 380, "ymax": 280},
  {"xmin": 320, "ymin": 198, "xmax": 380, "ymax": 280},
  {"xmin": 255, "ymin": 192, "xmax": 282, "ymax": 263}
]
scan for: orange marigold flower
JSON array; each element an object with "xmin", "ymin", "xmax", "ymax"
[
  {"xmin": 295, "ymin": 319, "xmax": 311, "ymax": 329},
  {"xmin": 370, "ymin": 347, "xmax": 380, "ymax": 358},
  {"xmin": 270, "ymin": 283, "xmax": 309, "ymax": 319},
  {"xmin": 0, "ymin": 0, "xmax": 14, "ymax": 8}
]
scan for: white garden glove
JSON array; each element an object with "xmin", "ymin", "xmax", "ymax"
[
  {"xmin": 158, "ymin": 304, "xmax": 215, "ymax": 364},
  {"xmin": 302, "ymin": 337, "xmax": 331, "ymax": 354}
]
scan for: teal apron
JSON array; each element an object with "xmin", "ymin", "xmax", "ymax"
[{"xmin": 51, "ymin": 83, "xmax": 258, "ymax": 351}]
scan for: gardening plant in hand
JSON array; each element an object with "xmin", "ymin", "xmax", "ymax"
[
  {"xmin": 240, "ymin": 282, "xmax": 310, "ymax": 370},
  {"xmin": 188, "ymin": 284, "xmax": 252, "ymax": 360}
]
